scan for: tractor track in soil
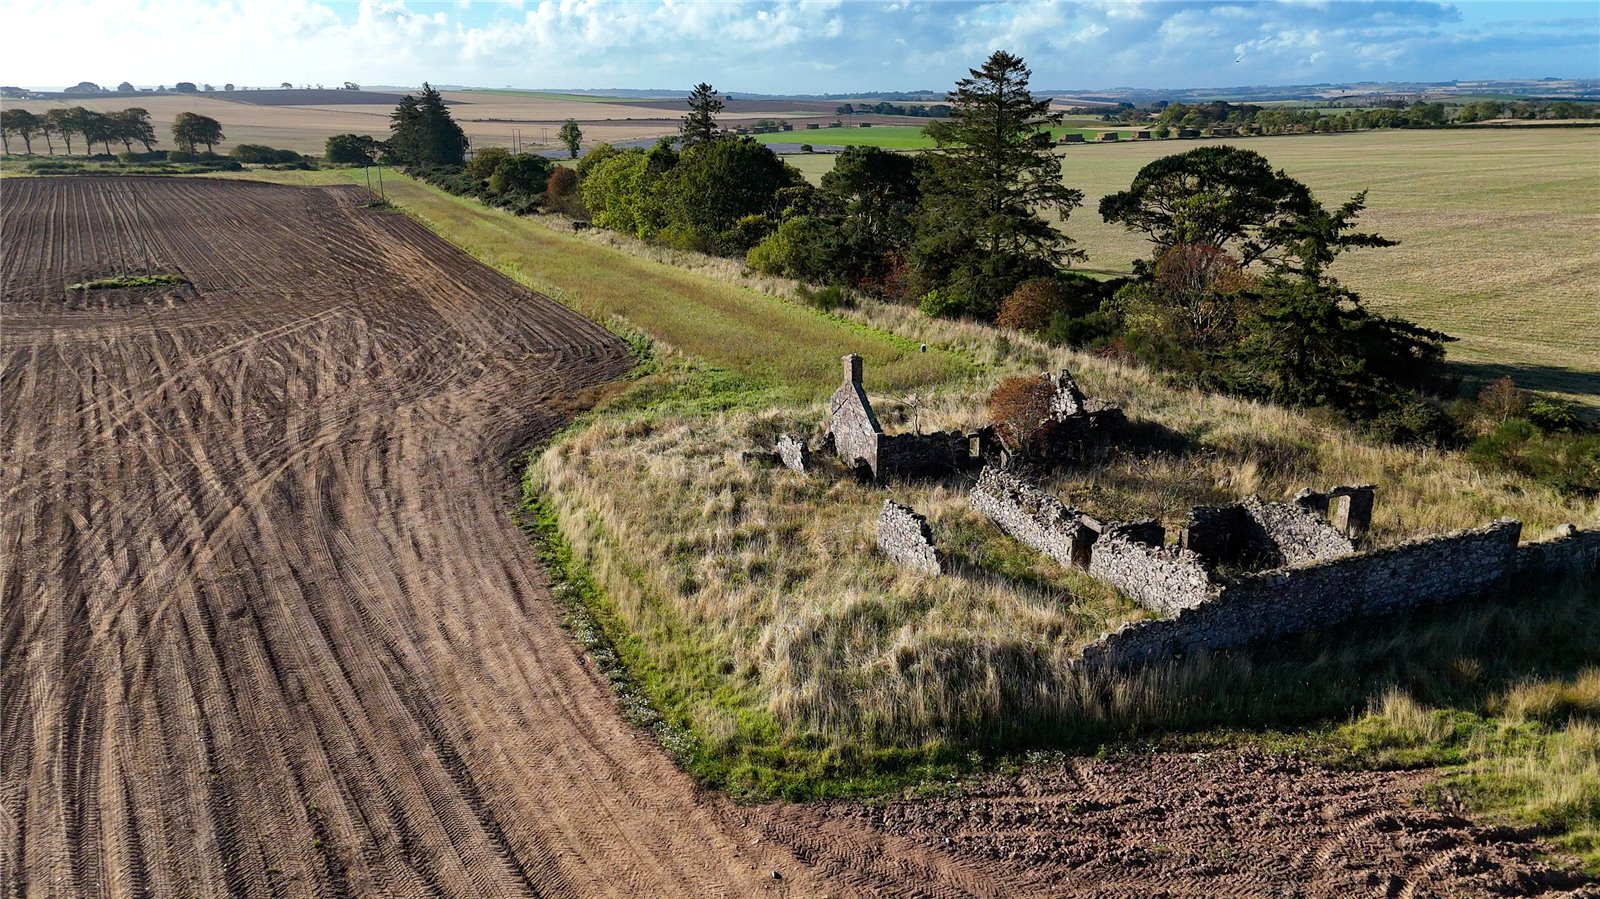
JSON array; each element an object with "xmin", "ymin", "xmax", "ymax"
[{"xmin": 2, "ymin": 176, "xmax": 1591, "ymax": 898}]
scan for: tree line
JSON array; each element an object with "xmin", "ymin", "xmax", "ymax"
[
  {"xmin": 1097, "ymin": 98, "xmax": 1600, "ymax": 136},
  {"xmin": 0, "ymin": 107, "xmax": 226, "ymax": 155}
]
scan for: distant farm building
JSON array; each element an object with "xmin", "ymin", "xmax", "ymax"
[
  {"xmin": 1058, "ymin": 133, "xmax": 1085, "ymax": 144},
  {"xmin": 1098, "ymin": 132, "xmax": 1119, "ymax": 142}
]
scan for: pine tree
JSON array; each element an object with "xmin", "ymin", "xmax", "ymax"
[
  {"xmin": 679, "ymin": 83, "xmax": 723, "ymax": 147},
  {"xmin": 913, "ymin": 51, "xmax": 1083, "ymax": 319},
  {"xmin": 388, "ymin": 83, "xmax": 468, "ymax": 167}
]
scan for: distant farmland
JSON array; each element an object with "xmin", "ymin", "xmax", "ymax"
[
  {"xmin": 756, "ymin": 122, "xmax": 1117, "ymax": 150},
  {"xmin": 790, "ymin": 128, "xmax": 1600, "ymax": 409}
]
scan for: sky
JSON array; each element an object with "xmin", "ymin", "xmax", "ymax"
[{"xmin": 3, "ymin": 0, "xmax": 1597, "ymax": 94}]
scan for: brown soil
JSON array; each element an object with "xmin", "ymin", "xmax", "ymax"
[
  {"xmin": 3, "ymin": 176, "xmax": 1591, "ymax": 898},
  {"xmin": 820, "ymin": 749, "xmax": 1598, "ymax": 898}
]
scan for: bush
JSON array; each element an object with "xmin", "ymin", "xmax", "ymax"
[
  {"xmin": 745, "ymin": 215, "xmax": 840, "ymax": 282},
  {"xmin": 1042, "ymin": 308, "xmax": 1121, "ymax": 348},
  {"xmin": 1477, "ymin": 377, "xmax": 1528, "ymax": 421},
  {"xmin": 1468, "ymin": 419, "xmax": 1600, "ymax": 495},
  {"xmin": 231, "ymin": 144, "xmax": 303, "ymax": 164},
  {"xmin": 1527, "ymin": 397, "xmax": 1586, "ymax": 434},
  {"xmin": 466, "ymin": 147, "xmax": 510, "ymax": 182},
  {"xmin": 546, "ymin": 166, "xmax": 578, "ymax": 199},
  {"xmin": 720, "ymin": 214, "xmax": 776, "ymax": 254},
  {"xmin": 488, "ymin": 153, "xmax": 554, "ymax": 197},
  {"xmin": 987, "ymin": 375, "xmax": 1055, "ymax": 449},
  {"xmin": 800, "ymin": 144, "xmax": 814, "ymax": 153},
  {"xmin": 917, "ymin": 288, "xmax": 968, "ymax": 319},
  {"xmin": 167, "ymin": 150, "xmax": 196, "ymax": 163},
  {"xmin": 796, "ymin": 284, "xmax": 851, "ymax": 310},
  {"xmin": 1366, "ymin": 398, "xmax": 1461, "ymax": 447},
  {"xmin": 997, "ymin": 278, "xmax": 1067, "ymax": 333},
  {"xmin": 116, "ymin": 150, "xmax": 167, "ymax": 163}
]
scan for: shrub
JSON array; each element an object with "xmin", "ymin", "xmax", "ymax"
[
  {"xmin": 917, "ymin": 288, "xmax": 968, "ymax": 319},
  {"xmin": 796, "ymin": 284, "xmax": 851, "ymax": 311},
  {"xmin": 546, "ymin": 166, "xmax": 578, "ymax": 199},
  {"xmin": 997, "ymin": 278, "xmax": 1067, "ymax": 333},
  {"xmin": 1477, "ymin": 377, "xmax": 1528, "ymax": 421},
  {"xmin": 1366, "ymin": 398, "xmax": 1461, "ymax": 447},
  {"xmin": 230, "ymin": 144, "xmax": 302, "ymax": 164},
  {"xmin": 466, "ymin": 147, "xmax": 510, "ymax": 182},
  {"xmin": 1527, "ymin": 397, "xmax": 1586, "ymax": 434},
  {"xmin": 987, "ymin": 375, "xmax": 1055, "ymax": 449},
  {"xmin": 800, "ymin": 144, "xmax": 814, "ymax": 153},
  {"xmin": 745, "ymin": 215, "xmax": 840, "ymax": 281},
  {"xmin": 720, "ymin": 214, "xmax": 776, "ymax": 254},
  {"xmin": 1469, "ymin": 419, "xmax": 1600, "ymax": 495},
  {"xmin": 488, "ymin": 153, "xmax": 554, "ymax": 197},
  {"xmin": 168, "ymin": 150, "xmax": 196, "ymax": 163}
]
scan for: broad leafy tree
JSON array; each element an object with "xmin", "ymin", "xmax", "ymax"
[
  {"xmin": 679, "ymin": 82, "xmax": 723, "ymax": 147},
  {"xmin": 658, "ymin": 136, "xmax": 803, "ymax": 251},
  {"xmin": 388, "ymin": 83, "xmax": 467, "ymax": 166},
  {"xmin": 172, "ymin": 112, "xmax": 224, "ymax": 153},
  {"xmin": 324, "ymin": 133, "xmax": 383, "ymax": 164},
  {"xmin": 113, "ymin": 108, "xmax": 157, "ymax": 152},
  {"xmin": 45, "ymin": 108, "xmax": 85, "ymax": 154},
  {"xmin": 913, "ymin": 51, "xmax": 1084, "ymax": 318},
  {"xmin": 0, "ymin": 108, "xmax": 40, "ymax": 154},
  {"xmin": 82, "ymin": 111, "xmax": 118, "ymax": 154},
  {"xmin": 487, "ymin": 154, "xmax": 553, "ymax": 195},
  {"xmin": 1098, "ymin": 146, "xmax": 1318, "ymax": 268},
  {"xmin": 558, "ymin": 118, "xmax": 582, "ymax": 158}
]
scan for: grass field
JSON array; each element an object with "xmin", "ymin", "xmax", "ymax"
[
  {"xmin": 788, "ymin": 129, "xmax": 1600, "ymax": 409},
  {"xmin": 223, "ymin": 167, "xmax": 966, "ymax": 398}
]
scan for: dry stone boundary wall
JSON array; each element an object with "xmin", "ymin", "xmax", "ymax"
[
  {"xmin": 1080, "ymin": 519, "xmax": 1523, "ymax": 668},
  {"xmin": 877, "ymin": 501, "xmax": 942, "ymax": 575},
  {"xmin": 969, "ymin": 466, "xmax": 1100, "ymax": 568}
]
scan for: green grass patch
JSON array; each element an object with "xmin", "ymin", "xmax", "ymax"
[
  {"xmin": 332, "ymin": 169, "xmax": 969, "ymax": 399},
  {"xmin": 752, "ymin": 125, "xmax": 937, "ymax": 149},
  {"xmin": 66, "ymin": 273, "xmax": 188, "ymax": 291}
]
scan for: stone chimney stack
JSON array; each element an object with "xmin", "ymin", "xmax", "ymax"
[{"xmin": 843, "ymin": 353, "xmax": 863, "ymax": 386}]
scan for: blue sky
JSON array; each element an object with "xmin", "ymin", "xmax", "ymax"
[{"xmin": 4, "ymin": 1, "xmax": 1597, "ymax": 93}]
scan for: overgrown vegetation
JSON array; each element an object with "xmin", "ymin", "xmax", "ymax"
[{"xmin": 66, "ymin": 273, "xmax": 188, "ymax": 291}]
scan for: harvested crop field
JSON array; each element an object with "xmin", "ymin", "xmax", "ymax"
[{"xmin": 3, "ymin": 176, "xmax": 1591, "ymax": 898}]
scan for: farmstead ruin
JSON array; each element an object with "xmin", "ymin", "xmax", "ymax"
[{"xmin": 773, "ymin": 354, "xmax": 1600, "ymax": 670}]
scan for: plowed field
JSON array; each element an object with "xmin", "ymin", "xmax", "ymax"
[{"xmin": 2, "ymin": 177, "xmax": 1590, "ymax": 898}]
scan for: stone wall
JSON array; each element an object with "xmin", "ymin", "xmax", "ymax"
[
  {"xmin": 1179, "ymin": 497, "xmax": 1354, "ymax": 570},
  {"xmin": 775, "ymin": 434, "xmax": 810, "ymax": 472},
  {"xmin": 1080, "ymin": 518, "xmax": 1523, "ymax": 668},
  {"xmin": 1515, "ymin": 525, "xmax": 1600, "ymax": 581},
  {"xmin": 1087, "ymin": 524, "xmax": 1218, "ymax": 615},
  {"xmin": 878, "ymin": 431, "xmax": 975, "ymax": 481},
  {"xmin": 878, "ymin": 501, "xmax": 942, "ymax": 575},
  {"xmin": 969, "ymin": 465, "xmax": 1098, "ymax": 568},
  {"xmin": 1238, "ymin": 496, "xmax": 1355, "ymax": 567},
  {"xmin": 828, "ymin": 354, "xmax": 882, "ymax": 475}
]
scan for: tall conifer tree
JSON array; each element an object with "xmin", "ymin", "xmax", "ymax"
[{"xmin": 913, "ymin": 51, "xmax": 1083, "ymax": 318}]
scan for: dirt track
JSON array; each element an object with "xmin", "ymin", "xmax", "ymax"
[{"xmin": 2, "ymin": 177, "xmax": 1591, "ymax": 898}]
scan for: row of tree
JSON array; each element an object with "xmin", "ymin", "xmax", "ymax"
[
  {"xmin": 2, "ymin": 107, "xmax": 150, "ymax": 155},
  {"xmin": 1142, "ymin": 98, "xmax": 1598, "ymax": 134}
]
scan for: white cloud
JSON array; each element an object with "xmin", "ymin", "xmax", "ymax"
[{"xmin": 0, "ymin": 0, "xmax": 1593, "ymax": 92}]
